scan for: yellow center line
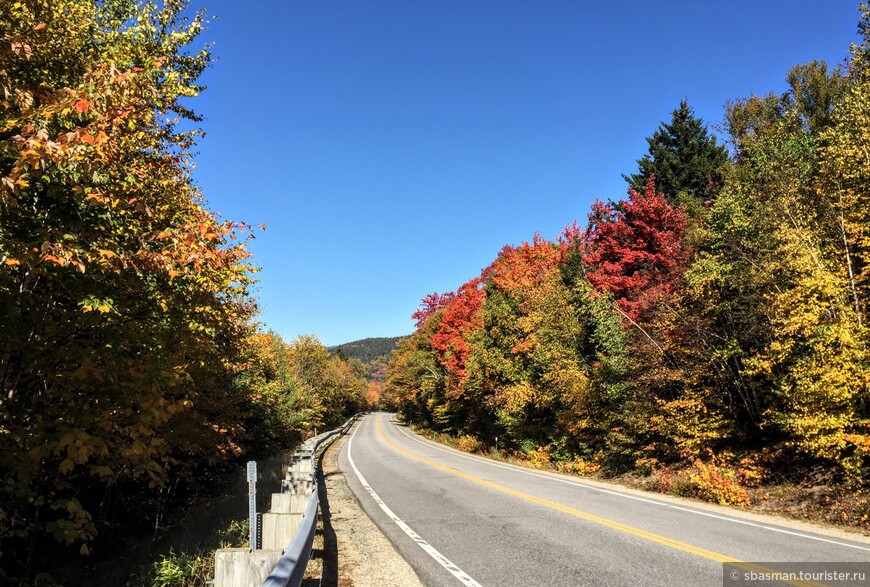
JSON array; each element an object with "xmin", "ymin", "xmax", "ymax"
[{"xmin": 375, "ymin": 416, "xmax": 827, "ymax": 587}]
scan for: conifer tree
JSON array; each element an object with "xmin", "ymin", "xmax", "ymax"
[{"xmin": 624, "ymin": 100, "xmax": 728, "ymax": 204}]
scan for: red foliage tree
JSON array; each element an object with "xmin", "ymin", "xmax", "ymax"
[
  {"xmin": 412, "ymin": 291, "xmax": 456, "ymax": 328},
  {"xmin": 432, "ymin": 276, "xmax": 486, "ymax": 387},
  {"xmin": 582, "ymin": 176, "xmax": 690, "ymax": 323}
]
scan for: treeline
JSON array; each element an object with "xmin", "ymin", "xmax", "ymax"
[
  {"xmin": 385, "ymin": 9, "xmax": 870, "ymax": 512},
  {"xmin": 243, "ymin": 332, "xmax": 370, "ymax": 450},
  {"xmin": 0, "ymin": 1, "xmax": 367, "ymax": 583}
]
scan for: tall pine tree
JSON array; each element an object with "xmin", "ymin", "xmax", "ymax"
[{"xmin": 624, "ymin": 100, "xmax": 728, "ymax": 205}]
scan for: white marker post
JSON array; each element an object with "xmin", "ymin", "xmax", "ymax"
[{"xmin": 247, "ymin": 460, "xmax": 258, "ymax": 550}]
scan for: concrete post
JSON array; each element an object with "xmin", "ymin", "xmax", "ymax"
[
  {"xmin": 271, "ymin": 493, "xmax": 309, "ymax": 514},
  {"xmin": 260, "ymin": 512, "xmax": 304, "ymax": 550},
  {"xmin": 280, "ymin": 477, "xmax": 314, "ymax": 495},
  {"xmin": 214, "ymin": 548, "xmax": 282, "ymax": 587}
]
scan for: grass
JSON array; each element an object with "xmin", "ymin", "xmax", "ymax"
[{"xmin": 131, "ymin": 518, "xmax": 249, "ymax": 587}]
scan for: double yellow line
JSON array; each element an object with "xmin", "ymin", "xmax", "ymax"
[{"xmin": 375, "ymin": 416, "xmax": 827, "ymax": 587}]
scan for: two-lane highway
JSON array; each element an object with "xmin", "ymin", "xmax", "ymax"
[{"xmin": 338, "ymin": 413, "xmax": 870, "ymax": 586}]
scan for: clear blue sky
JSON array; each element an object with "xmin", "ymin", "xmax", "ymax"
[{"xmin": 191, "ymin": 1, "xmax": 859, "ymax": 347}]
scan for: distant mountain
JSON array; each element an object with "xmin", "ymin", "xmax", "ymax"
[{"xmin": 331, "ymin": 336, "xmax": 406, "ymax": 364}]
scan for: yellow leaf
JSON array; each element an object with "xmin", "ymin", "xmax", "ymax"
[
  {"xmin": 80, "ymin": 544, "xmax": 90, "ymax": 556},
  {"xmin": 4, "ymin": 258, "xmax": 20, "ymax": 266}
]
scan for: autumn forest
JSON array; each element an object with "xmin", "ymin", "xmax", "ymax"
[
  {"xmin": 0, "ymin": 1, "xmax": 371, "ymax": 583},
  {"xmin": 3, "ymin": 0, "xmax": 870, "ymax": 585},
  {"xmin": 384, "ymin": 11, "xmax": 870, "ymax": 524}
]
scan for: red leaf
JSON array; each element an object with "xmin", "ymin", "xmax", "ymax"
[{"xmin": 75, "ymin": 99, "xmax": 89, "ymax": 113}]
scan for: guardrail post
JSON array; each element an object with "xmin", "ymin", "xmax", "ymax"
[{"xmin": 214, "ymin": 548, "xmax": 282, "ymax": 587}]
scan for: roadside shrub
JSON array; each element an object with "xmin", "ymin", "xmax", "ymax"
[
  {"xmin": 556, "ymin": 457, "xmax": 601, "ymax": 476},
  {"xmin": 145, "ymin": 550, "xmax": 210, "ymax": 587},
  {"xmin": 652, "ymin": 466, "xmax": 695, "ymax": 497},
  {"xmin": 688, "ymin": 452, "xmax": 751, "ymax": 506},
  {"xmin": 529, "ymin": 446, "xmax": 552, "ymax": 469},
  {"xmin": 457, "ymin": 435, "xmax": 484, "ymax": 453},
  {"xmin": 736, "ymin": 456, "xmax": 767, "ymax": 487},
  {"xmin": 133, "ymin": 518, "xmax": 248, "ymax": 587}
]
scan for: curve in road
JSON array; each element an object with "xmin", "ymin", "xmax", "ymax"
[{"xmin": 340, "ymin": 413, "xmax": 870, "ymax": 587}]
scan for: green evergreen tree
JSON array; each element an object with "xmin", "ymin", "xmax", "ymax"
[{"xmin": 624, "ymin": 99, "xmax": 728, "ymax": 204}]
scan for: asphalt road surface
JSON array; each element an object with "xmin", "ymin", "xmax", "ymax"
[{"xmin": 338, "ymin": 413, "xmax": 870, "ymax": 587}]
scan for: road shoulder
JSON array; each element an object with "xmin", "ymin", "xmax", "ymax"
[
  {"xmin": 321, "ymin": 433, "xmax": 424, "ymax": 587},
  {"xmin": 398, "ymin": 419, "xmax": 870, "ymax": 546}
]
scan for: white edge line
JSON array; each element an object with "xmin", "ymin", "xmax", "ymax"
[
  {"xmin": 389, "ymin": 416, "xmax": 870, "ymax": 554},
  {"xmin": 346, "ymin": 416, "xmax": 483, "ymax": 587}
]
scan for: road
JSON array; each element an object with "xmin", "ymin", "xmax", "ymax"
[{"xmin": 337, "ymin": 413, "xmax": 870, "ymax": 587}]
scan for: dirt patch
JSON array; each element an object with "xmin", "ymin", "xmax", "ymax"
[{"xmin": 313, "ymin": 434, "xmax": 423, "ymax": 587}]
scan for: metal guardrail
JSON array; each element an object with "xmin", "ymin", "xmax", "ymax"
[
  {"xmin": 260, "ymin": 486, "xmax": 318, "ymax": 587},
  {"xmin": 260, "ymin": 413, "xmax": 359, "ymax": 587}
]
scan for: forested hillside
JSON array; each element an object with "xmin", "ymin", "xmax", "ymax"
[
  {"xmin": 333, "ymin": 336, "xmax": 406, "ymax": 409},
  {"xmin": 332, "ymin": 336, "xmax": 405, "ymax": 364},
  {"xmin": 0, "ymin": 2, "xmax": 368, "ymax": 583},
  {"xmin": 385, "ymin": 8, "xmax": 870, "ymax": 525}
]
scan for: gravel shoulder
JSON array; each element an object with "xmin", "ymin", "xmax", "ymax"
[{"xmin": 318, "ymin": 433, "xmax": 424, "ymax": 587}]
